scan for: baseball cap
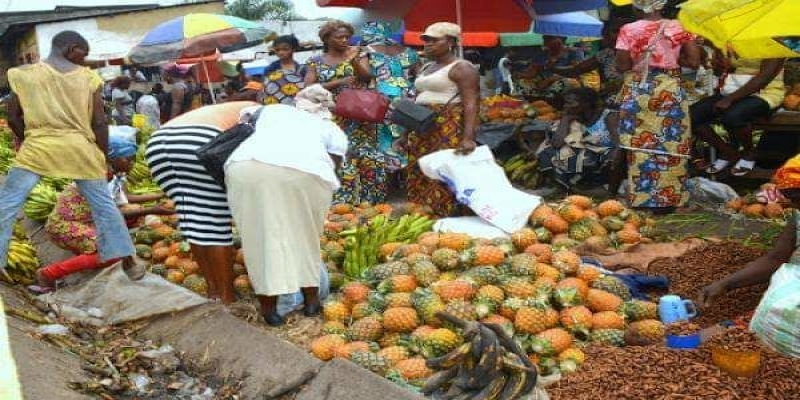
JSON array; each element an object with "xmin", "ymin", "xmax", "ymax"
[{"xmin": 421, "ymin": 22, "xmax": 461, "ymax": 41}]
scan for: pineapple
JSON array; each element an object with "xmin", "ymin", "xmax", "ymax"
[
  {"xmin": 476, "ymin": 284, "xmax": 505, "ymax": 304},
  {"xmin": 378, "ymin": 332, "xmax": 405, "ymax": 348},
  {"xmin": 530, "ymin": 328, "xmax": 573, "ymax": 356},
  {"xmin": 559, "ymin": 306, "xmax": 593, "ymax": 333},
  {"xmin": 591, "ymin": 275, "xmax": 632, "ymax": 300},
  {"xmin": 499, "ymin": 297, "xmax": 527, "ymax": 320},
  {"xmin": 351, "ymin": 302, "xmax": 378, "ymax": 320},
  {"xmin": 552, "ymin": 250, "xmax": 581, "ymax": 275},
  {"xmin": 590, "ymin": 329, "xmax": 625, "ymax": 346},
  {"xmin": 490, "ymin": 237, "xmax": 515, "ymax": 255},
  {"xmin": 509, "ymin": 253, "xmax": 539, "ymax": 277},
  {"xmin": 626, "ymin": 319, "xmax": 665, "ymax": 345},
  {"xmin": 460, "ymin": 245, "xmax": 506, "ymax": 267},
  {"xmin": 577, "ymin": 264, "xmax": 602, "ymax": 283},
  {"xmin": 431, "ymin": 248, "xmax": 460, "ymax": 271},
  {"xmin": 481, "ymin": 314, "xmax": 514, "ymax": 337},
  {"xmin": 623, "ymin": 300, "xmax": 659, "ymax": 321},
  {"xmin": 535, "ymin": 263, "xmax": 562, "ymax": 281},
  {"xmin": 472, "ymin": 298, "xmax": 496, "ymax": 319},
  {"xmin": 323, "ymin": 299, "xmax": 350, "ymax": 323},
  {"xmin": 333, "ymin": 341, "xmax": 371, "ymax": 359},
  {"xmin": 501, "ymin": 277, "xmax": 537, "ymax": 299},
  {"xmin": 533, "ymin": 227, "xmax": 553, "ymax": 244},
  {"xmin": 568, "ymin": 219, "xmax": 594, "ymax": 242},
  {"xmin": 342, "ymin": 282, "xmax": 371, "ymax": 305},
  {"xmin": 416, "ymin": 232, "xmax": 440, "ymax": 250},
  {"xmin": 462, "ymin": 265, "xmax": 501, "ymax": 286},
  {"xmin": 564, "ymin": 195, "xmax": 593, "ymax": 210},
  {"xmin": 182, "ymin": 274, "xmax": 208, "ymax": 295},
  {"xmin": 530, "ymin": 204, "xmax": 556, "ymax": 225},
  {"xmin": 422, "ymin": 328, "xmax": 461, "ymax": 358},
  {"xmin": 515, "ymin": 305, "xmax": 558, "ymax": 335},
  {"xmin": 433, "ymin": 280, "xmax": 476, "ymax": 302},
  {"xmin": 591, "ymin": 311, "xmax": 625, "ymax": 330},
  {"xmin": 558, "ymin": 348, "xmax": 586, "ymax": 374},
  {"xmin": 411, "ymin": 288, "xmax": 446, "ymax": 326},
  {"xmin": 367, "ymin": 261, "xmax": 410, "ymax": 281},
  {"xmin": 616, "ymin": 228, "xmax": 642, "ymax": 244},
  {"xmin": 377, "ymin": 275, "xmax": 418, "ymax": 294},
  {"xmin": 383, "ymin": 307, "xmax": 419, "ymax": 333},
  {"xmin": 377, "ymin": 345, "xmax": 410, "ymax": 366},
  {"xmin": 347, "ymin": 316, "xmax": 384, "ymax": 342},
  {"xmin": 410, "ymin": 260, "xmax": 440, "ymax": 287},
  {"xmin": 350, "ymin": 351, "xmax": 389, "ymax": 375},
  {"xmin": 554, "ymin": 277, "xmax": 589, "ymax": 307},
  {"xmin": 601, "ymin": 216, "xmax": 626, "ymax": 231},
  {"xmin": 321, "ymin": 321, "xmax": 348, "ymax": 335},
  {"xmin": 310, "ymin": 334, "xmax": 347, "ymax": 361},
  {"xmin": 444, "ymin": 299, "xmax": 477, "ymax": 322},
  {"xmin": 384, "ymin": 292, "xmax": 413, "ymax": 308},
  {"xmin": 511, "ymin": 228, "xmax": 538, "ymax": 252},
  {"xmin": 379, "ymin": 242, "xmax": 404, "ymax": 261},
  {"xmin": 437, "ymin": 233, "xmax": 472, "ymax": 251},
  {"xmin": 586, "ymin": 289, "xmax": 623, "ymax": 313},
  {"xmin": 393, "ymin": 357, "xmax": 433, "ymax": 380},
  {"xmin": 542, "ymin": 214, "xmax": 570, "ymax": 234},
  {"xmin": 558, "ymin": 204, "xmax": 586, "ymax": 223},
  {"xmin": 596, "ymin": 199, "xmax": 625, "ymax": 217}
]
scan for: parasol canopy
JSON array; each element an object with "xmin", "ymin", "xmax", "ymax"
[
  {"xmin": 534, "ymin": 11, "xmax": 603, "ymax": 38},
  {"xmin": 128, "ymin": 13, "xmax": 276, "ymax": 64},
  {"xmin": 678, "ymin": 0, "xmax": 800, "ymax": 59}
]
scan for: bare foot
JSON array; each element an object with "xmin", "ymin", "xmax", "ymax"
[
  {"xmin": 122, "ymin": 257, "xmax": 146, "ymax": 281},
  {"xmin": 35, "ymin": 269, "xmax": 55, "ymax": 288}
]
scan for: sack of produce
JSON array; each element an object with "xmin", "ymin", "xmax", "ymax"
[{"xmin": 749, "ymin": 262, "xmax": 800, "ymax": 357}]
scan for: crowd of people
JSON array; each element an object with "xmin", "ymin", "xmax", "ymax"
[{"xmin": 0, "ymin": 0, "xmax": 795, "ymax": 329}]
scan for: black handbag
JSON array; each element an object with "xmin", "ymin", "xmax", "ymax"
[
  {"xmin": 389, "ymin": 92, "xmax": 460, "ymax": 134},
  {"xmin": 196, "ymin": 106, "xmax": 263, "ymax": 188}
]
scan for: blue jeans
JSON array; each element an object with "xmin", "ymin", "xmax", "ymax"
[{"xmin": 0, "ymin": 168, "xmax": 135, "ymax": 268}]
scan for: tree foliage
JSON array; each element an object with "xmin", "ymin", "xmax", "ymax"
[{"xmin": 224, "ymin": 0, "xmax": 299, "ymax": 22}]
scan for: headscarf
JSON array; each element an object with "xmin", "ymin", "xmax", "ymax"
[
  {"xmin": 295, "ymin": 84, "xmax": 336, "ymax": 120},
  {"xmin": 360, "ymin": 21, "xmax": 396, "ymax": 46},
  {"xmin": 108, "ymin": 135, "xmax": 137, "ymax": 160},
  {"xmin": 773, "ymin": 154, "xmax": 800, "ymax": 190},
  {"xmin": 632, "ymin": 0, "xmax": 667, "ymax": 13}
]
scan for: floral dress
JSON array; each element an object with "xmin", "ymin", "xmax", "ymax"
[
  {"xmin": 45, "ymin": 184, "xmax": 99, "ymax": 254},
  {"xmin": 307, "ymin": 55, "xmax": 388, "ymax": 205},
  {"xmin": 264, "ymin": 61, "xmax": 306, "ymax": 105},
  {"xmin": 368, "ymin": 47, "xmax": 419, "ymax": 170}
]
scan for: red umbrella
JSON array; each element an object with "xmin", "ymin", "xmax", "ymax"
[{"xmin": 317, "ymin": 0, "xmax": 534, "ymax": 47}]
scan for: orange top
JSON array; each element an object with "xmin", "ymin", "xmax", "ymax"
[{"xmin": 163, "ymin": 101, "xmax": 259, "ymax": 131}]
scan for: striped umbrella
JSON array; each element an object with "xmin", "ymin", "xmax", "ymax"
[{"xmin": 128, "ymin": 13, "xmax": 276, "ymax": 64}]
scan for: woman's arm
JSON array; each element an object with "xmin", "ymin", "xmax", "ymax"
[
  {"xmin": 699, "ymin": 217, "xmax": 795, "ymax": 307},
  {"xmin": 719, "ymin": 59, "xmax": 785, "ymax": 105},
  {"xmin": 126, "ymin": 193, "xmax": 164, "ymax": 203},
  {"xmin": 552, "ymin": 57, "xmax": 601, "ymax": 78},
  {"xmin": 121, "ymin": 205, "xmax": 174, "ymax": 219},
  {"xmin": 616, "ymin": 50, "xmax": 633, "ymax": 74},
  {"xmin": 351, "ymin": 49, "xmax": 374, "ymax": 82},
  {"xmin": 450, "ymin": 61, "xmax": 481, "ymax": 155}
]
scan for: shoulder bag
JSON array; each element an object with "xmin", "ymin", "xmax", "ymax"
[
  {"xmin": 389, "ymin": 93, "xmax": 460, "ymax": 134},
  {"xmin": 333, "ymin": 88, "xmax": 390, "ymax": 123},
  {"xmin": 195, "ymin": 106, "xmax": 264, "ymax": 189}
]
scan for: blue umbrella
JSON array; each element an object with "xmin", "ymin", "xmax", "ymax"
[{"xmin": 534, "ymin": 11, "xmax": 603, "ymax": 38}]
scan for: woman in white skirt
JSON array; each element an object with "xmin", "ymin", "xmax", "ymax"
[{"xmin": 225, "ymin": 85, "xmax": 348, "ymax": 326}]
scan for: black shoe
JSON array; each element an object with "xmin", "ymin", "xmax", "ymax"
[
  {"xmin": 263, "ymin": 312, "xmax": 285, "ymax": 326},
  {"xmin": 304, "ymin": 302, "xmax": 321, "ymax": 317}
]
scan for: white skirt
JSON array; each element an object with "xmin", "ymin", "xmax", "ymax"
[{"xmin": 226, "ymin": 161, "xmax": 331, "ymax": 296}]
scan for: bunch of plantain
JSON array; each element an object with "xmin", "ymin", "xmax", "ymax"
[
  {"xmin": 0, "ymin": 143, "xmax": 14, "ymax": 175},
  {"xmin": 23, "ymin": 183, "xmax": 58, "ymax": 222},
  {"xmin": 3, "ymin": 236, "xmax": 39, "ymax": 284},
  {"xmin": 502, "ymin": 154, "xmax": 539, "ymax": 189},
  {"xmin": 423, "ymin": 312, "xmax": 538, "ymax": 400},
  {"xmin": 40, "ymin": 176, "xmax": 73, "ymax": 191},
  {"xmin": 341, "ymin": 213, "xmax": 435, "ymax": 279},
  {"xmin": 127, "ymin": 179, "xmax": 162, "ymax": 196},
  {"xmin": 127, "ymin": 158, "xmax": 152, "ymax": 186}
]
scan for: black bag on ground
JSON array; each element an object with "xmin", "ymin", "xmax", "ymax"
[{"xmin": 195, "ymin": 106, "xmax": 263, "ymax": 188}]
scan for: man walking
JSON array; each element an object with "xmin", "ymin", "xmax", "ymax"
[{"xmin": 1, "ymin": 31, "xmax": 141, "ymax": 279}]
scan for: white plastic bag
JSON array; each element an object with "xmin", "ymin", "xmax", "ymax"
[
  {"xmin": 109, "ymin": 125, "xmax": 138, "ymax": 142},
  {"xmin": 750, "ymin": 263, "xmax": 800, "ymax": 357},
  {"xmin": 433, "ymin": 217, "xmax": 509, "ymax": 239},
  {"xmin": 419, "ymin": 146, "xmax": 542, "ymax": 232},
  {"xmin": 685, "ymin": 177, "xmax": 738, "ymax": 206}
]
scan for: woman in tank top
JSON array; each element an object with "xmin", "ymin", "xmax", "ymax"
[{"xmin": 407, "ymin": 22, "xmax": 480, "ymax": 217}]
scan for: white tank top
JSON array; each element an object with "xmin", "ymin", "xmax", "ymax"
[{"xmin": 414, "ymin": 60, "xmax": 465, "ymax": 105}]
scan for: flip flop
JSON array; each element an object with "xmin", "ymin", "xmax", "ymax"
[
  {"xmin": 731, "ymin": 159, "xmax": 755, "ymax": 177},
  {"xmin": 27, "ymin": 285, "xmax": 54, "ymax": 295},
  {"xmin": 705, "ymin": 159, "xmax": 731, "ymax": 174}
]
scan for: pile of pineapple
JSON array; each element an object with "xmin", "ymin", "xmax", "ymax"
[
  {"xmin": 725, "ymin": 184, "xmax": 792, "ymax": 220},
  {"xmin": 313, "ymin": 197, "xmax": 665, "ymax": 384}
]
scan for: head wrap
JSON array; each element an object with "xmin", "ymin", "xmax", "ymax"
[
  {"xmin": 108, "ymin": 135, "xmax": 137, "ymax": 160},
  {"xmin": 774, "ymin": 154, "xmax": 800, "ymax": 190},
  {"xmin": 295, "ymin": 84, "xmax": 336, "ymax": 120},
  {"xmin": 360, "ymin": 21, "xmax": 396, "ymax": 46},
  {"xmin": 632, "ymin": 0, "xmax": 667, "ymax": 13}
]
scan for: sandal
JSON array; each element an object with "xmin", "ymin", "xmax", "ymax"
[
  {"xmin": 705, "ymin": 159, "xmax": 731, "ymax": 174},
  {"xmin": 731, "ymin": 159, "xmax": 755, "ymax": 177}
]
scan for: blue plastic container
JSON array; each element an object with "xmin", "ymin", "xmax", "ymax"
[{"xmin": 666, "ymin": 333, "xmax": 701, "ymax": 350}]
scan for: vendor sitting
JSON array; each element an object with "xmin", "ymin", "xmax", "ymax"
[
  {"xmin": 699, "ymin": 154, "xmax": 800, "ymax": 357},
  {"xmin": 536, "ymin": 88, "xmax": 623, "ymax": 194},
  {"xmin": 35, "ymin": 136, "xmax": 173, "ymax": 290},
  {"xmin": 514, "ymin": 36, "xmax": 583, "ymax": 104}
]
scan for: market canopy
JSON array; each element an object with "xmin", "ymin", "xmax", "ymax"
[
  {"xmin": 678, "ymin": 0, "xmax": 800, "ymax": 59},
  {"xmin": 532, "ymin": 0, "xmax": 609, "ymax": 15}
]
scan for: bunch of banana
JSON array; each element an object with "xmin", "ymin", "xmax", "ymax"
[
  {"xmin": 422, "ymin": 312, "xmax": 538, "ymax": 400},
  {"xmin": 502, "ymin": 154, "xmax": 539, "ymax": 189},
  {"xmin": 127, "ymin": 159, "xmax": 152, "ymax": 186},
  {"xmin": 23, "ymin": 183, "xmax": 58, "ymax": 222},
  {"xmin": 41, "ymin": 176, "xmax": 73, "ymax": 191},
  {"xmin": 128, "ymin": 179, "xmax": 162, "ymax": 196},
  {"xmin": 340, "ymin": 213, "xmax": 434, "ymax": 279},
  {"xmin": 4, "ymin": 238, "xmax": 39, "ymax": 284}
]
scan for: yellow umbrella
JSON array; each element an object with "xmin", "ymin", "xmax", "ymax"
[
  {"xmin": 678, "ymin": 0, "xmax": 800, "ymax": 59},
  {"xmin": 610, "ymin": 0, "xmax": 631, "ymax": 5}
]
